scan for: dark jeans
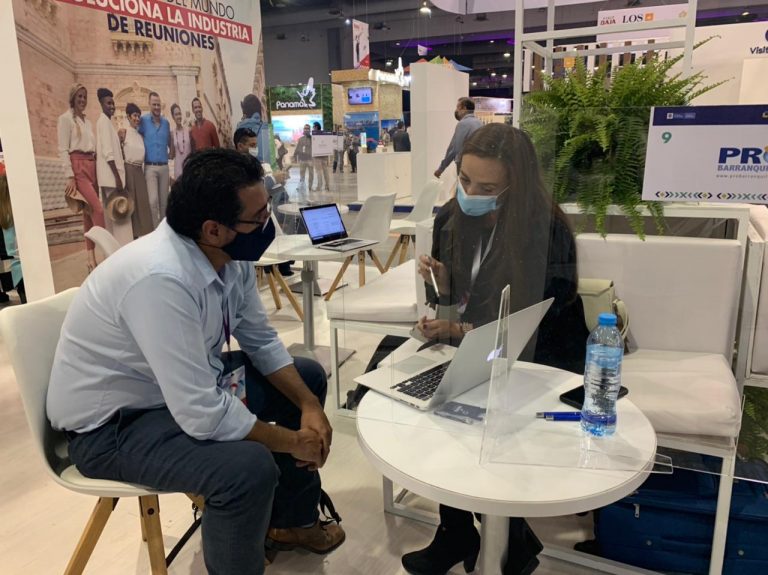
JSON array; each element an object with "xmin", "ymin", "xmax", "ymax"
[{"xmin": 67, "ymin": 354, "xmax": 327, "ymax": 575}]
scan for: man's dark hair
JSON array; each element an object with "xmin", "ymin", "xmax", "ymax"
[
  {"xmin": 170, "ymin": 103, "xmax": 180, "ymax": 116},
  {"xmin": 234, "ymin": 127, "xmax": 257, "ymax": 146},
  {"xmin": 191, "ymin": 96, "xmax": 201, "ymax": 107},
  {"xmin": 97, "ymin": 88, "xmax": 113, "ymax": 102},
  {"xmin": 166, "ymin": 149, "xmax": 265, "ymax": 240},
  {"xmin": 312, "ymin": 121, "xmax": 321, "ymax": 131},
  {"xmin": 126, "ymin": 103, "xmax": 141, "ymax": 116},
  {"xmin": 396, "ymin": 120, "xmax": 404, "ymax": 129},
  {"xmin": 458, "ymin": 97, "xmax": 475, "ymax": 111},
  {"xmin": 148, "ymin": 91, "xmax": 160, "ymax": 101},
  {"xmin": 241, "ymin": 94, "xmax": 262, "ymax": 117}
]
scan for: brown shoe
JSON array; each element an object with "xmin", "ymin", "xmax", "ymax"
[{"xmin": 266, "ymin": 520, "xmax": 346, "ymax": 554}]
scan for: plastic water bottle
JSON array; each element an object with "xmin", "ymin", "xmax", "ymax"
[{"xmin": 581, "ymin": 313, "xmax": 624, "ymax": 437}]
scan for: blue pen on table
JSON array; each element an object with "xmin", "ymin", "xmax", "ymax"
[{"xmin": 535, "ymin": 411, "xmax": 581, "ymax": 422}]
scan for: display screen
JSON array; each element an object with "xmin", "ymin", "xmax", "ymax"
[{"xmin": 348, "ymin": 87, "xmax": 373, "ymax": 105}]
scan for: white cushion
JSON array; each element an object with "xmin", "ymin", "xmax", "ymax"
[
  {"xmin": 325, "ymin": 259, "xmax": 417, "ymax": 322},
  {"xmin": 577, "ymin": 234, "xmax": 741, "ymax": 358},
  {"xmin": 622, "ymin": 349, "xmax": 741, "ymax": 437}
]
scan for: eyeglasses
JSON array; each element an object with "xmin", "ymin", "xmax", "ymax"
[{"xmin": 235, "ymin": 202, "xmax": 271, "ymax": 227}]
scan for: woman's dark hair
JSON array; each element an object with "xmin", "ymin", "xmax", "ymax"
[
  {"xmin": 454, "ymin": 123, "xmax": 575, "ymax": 312},
  {"xmin": 126, "ymin": 103, "xmax": 141, "ymax": 116},
  {"xmin": 241, "ymin": 94, "xmax": 262, "ymax": 117},
  {"xmin": 166, "ymin": 148, "xmax": 264, "ymax": 240},
  {"xmin": 170, "ymin": 103, "xmax": 181, "ymax": 117}
]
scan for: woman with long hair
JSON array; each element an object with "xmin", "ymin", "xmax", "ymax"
[
  {"xmin": 57, "ymin": 83, "xmax": 105, "ymax": 272},
  {"xmin": 403, "ymin": 123, "xmax": 589, "ymax": 575}
]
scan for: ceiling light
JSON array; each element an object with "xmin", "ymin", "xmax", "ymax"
[
  {"xmin": 344, "ymin": 18, "xmax": 351, "ymax": 25},
  {"xmin": 490, "ymin": 72, "xmax": 497, "ymax": 77},
  {"xmin": 489, "ymin": 40, "xmax": 495, "ymax": 44},
  {"xmin": 503, "ymin": 52, "xmax": 511, "ymax": 58},
  {"xmin": 742, "ymin": 11, "xmax": 750, "ymax": 16},
  {"xmin": 386, "ymin": 60, "xmax": 393, "ymax": 67},
  {"xmin": 472, "ymin": 81, "xmax": 477, "ymax": 86},
  {"xmin": 420, "ymin": 2, "xmax": 431, "ymax": 15},
  {"xmin": 502, "ymin": 73, "xmax": 508, "ymax": 78}
]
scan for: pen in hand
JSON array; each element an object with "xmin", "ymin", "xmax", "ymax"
[{"xmin": 428, "ymin": 259, "xmax": 440, "ymax": 298}]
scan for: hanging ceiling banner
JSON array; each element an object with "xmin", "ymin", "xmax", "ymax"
[
  {"xmin": 597, "ymin": 3, "xmax": 689, "ymax": 42},
  {"xmin": 352, "ymin": 19, "xmax": 370, "ymax": 69}
]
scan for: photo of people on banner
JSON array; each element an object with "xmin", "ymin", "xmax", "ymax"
[{"xmin": 12, "ymin": 0, "xmax": 267, "ymax": 284}]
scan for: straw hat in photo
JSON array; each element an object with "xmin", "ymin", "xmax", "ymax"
[
  {"xmin": 105, "ymin": 191, "xmax": 135, "ymax": 222},
  {"xmin": 64, "ymin": 187, "xmax": 90, "ymax": 215}
]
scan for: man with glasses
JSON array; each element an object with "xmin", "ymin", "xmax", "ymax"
[{"xmin": 47, "ymin": 149, "xmax": 345, "ymax": 575}]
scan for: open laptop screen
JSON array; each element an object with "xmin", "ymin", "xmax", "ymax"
[{"xmin": 300, "ymin": 204, "xmax": 348, "ymax": 244}]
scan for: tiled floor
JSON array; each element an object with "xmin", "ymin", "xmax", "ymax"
[{"xmin": 0, "ymin": 169, "xmax": 604, "ymax": 574}]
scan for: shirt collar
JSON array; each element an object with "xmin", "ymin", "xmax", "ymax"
[{"xmin": 160, "ymin": 220, "xmax": 234, "ymax": 292}]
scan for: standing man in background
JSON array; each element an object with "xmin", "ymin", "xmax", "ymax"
[
  {"xmin": 392, "ymin": 121, "xmax": 411, "ymax": 152},
  {"xmin": 96, "ymin": 88, "xmax": 131, "ymax": 243},
  {"xmin": 190, "ymin": 97, "xmax": 221, "ymax": 151},
  {"xmin": 433, "ymin": 97, "xmax": 482, "ymax": 179},
  {"xmin": 139, "ymin": 91, "xmax": 174, "ymax": 227},
  {"xmin": 237, "ymin": 94, "xmax": 272, "ymax": 166},
  {"xmin": 311, "ymin": 122, "xmax": 330, "ymax": 192},
  {"xmin": 294, "ymin": 124, "xmax": 313, "ymax": 190}
]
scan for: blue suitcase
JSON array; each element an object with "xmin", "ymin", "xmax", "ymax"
[{"xmin": 593, "ymin": 466, "xmax": 768, "ymax": 574}]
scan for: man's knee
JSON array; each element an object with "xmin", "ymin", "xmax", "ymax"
[
  {"xmin": 292, "ymin": 357, "xmax": 327, "ymax": 402},
  {"xmin": 208, "ymin": 442, "xmax": 279, "ymax": 506}
]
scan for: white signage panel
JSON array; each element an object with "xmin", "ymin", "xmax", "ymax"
[
  {"xmin": 312, "ymin": 135, "xmax": 337, "ymax": 157},
  {"xmin": 597, "ymin": 4, "xmax": 688, "ymax": 42},
  {"xmin": 642, "ymin": 105, "xmax": 768, "ymax": 204},
  {"xmin": 352, "ymin": 19, "xmax": 370, "ymax": 69}
]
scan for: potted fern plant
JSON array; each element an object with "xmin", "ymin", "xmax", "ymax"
[{"xmin": 523, "ymin": 43, "xmax": 725, "ymax": 237}]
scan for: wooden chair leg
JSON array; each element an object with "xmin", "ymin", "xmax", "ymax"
[
  {"xmin": 358, "ymin": 251, "xmax": 366, "ymax": 287},
  {"xmin": 272, "ymin": 267, "xmax": 305, "ymax": 321},
  {"xmin": 384, "ymin": 234, "xmax": 404, "ymax": 271},
  {"xmin": 64, "ymin": 497, "xmax": 118, "ymax": 575},
  {"xmin": 266, "ymin": 271, "xmax": 282, "ymax": 310},
  {"xmin": 186, "ymin": 493, "xmax": 205, "ymax": 513},
  {"xmin": 139, "ymin": 495, "xmax": 168, "ymax": 575},
  {"xmin": 324, "ymin": 256, "xmax": 353, "ymax": 301},
  {"xmin": 139, "ymin": 499, "xmax": 148, "ymax": 542},
  {"xmin": 399, "ymin": 235, "xmax": 410, "ymax": 265},
  {"xmin": 368, "ymin": 249, "xmax": 386, "ymax": 274}
]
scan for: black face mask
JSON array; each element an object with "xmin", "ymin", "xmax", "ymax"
[
  {"xmin": 454, "ymin": 110, "xmax": 461, "ymax": 121},
  {"xmin": 222, "ymin": 218, "xmax": 275, "ymax": 262}
]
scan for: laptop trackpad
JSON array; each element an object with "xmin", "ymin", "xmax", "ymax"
[{"xmin": 392, "ymin": 355, "xmax": 436, "ymax": 375}]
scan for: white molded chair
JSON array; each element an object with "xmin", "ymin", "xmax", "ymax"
[
  {"xmin": 0, "ymin": 288, "xmax": 170, "ymax": 574},
  {"xmin": 384, "ymin": 180, "xmax": 440, "ymax": 271},
  {"xmin": 84, "ymin": 225, "xmax": 122, "ymax": 260},
  {"xmin": 255, "ymin": 213, "xmax": 304, "ymax": 320},
  {"xmin": 324, "ymin": 193, "xmax": 396, "ymax": 300}
]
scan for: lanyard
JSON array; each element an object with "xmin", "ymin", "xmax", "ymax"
[
  {"xmin": 470, "ymin": 225, "xmax": 497, "ymax": 289},
  {"xmin": 222, "ymin": 297, "xmax": 231, "ymax": 355}
]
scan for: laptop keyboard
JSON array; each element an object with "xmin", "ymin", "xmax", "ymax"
[
  {"xmin": 325, "ymin": 239, "xmax": 359, "ymax": 247},
  {"xmin": 391, "ymin": 362, "xmax": 450, "ymax": 400}
]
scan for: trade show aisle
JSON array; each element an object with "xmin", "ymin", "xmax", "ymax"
[{"xmin": 0, "ymin": 293, "xmax": 597, "ymax": 575}]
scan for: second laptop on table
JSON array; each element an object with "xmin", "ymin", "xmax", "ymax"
[{"xmin": 299, "ymin": 203, "xmax": 377, "ymax": 252}]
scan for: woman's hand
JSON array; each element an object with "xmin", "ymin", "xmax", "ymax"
[
  {"xmin": 418, "ymin": 254, "xmax": 449, "ymax": 295},
  {"xmin": 417, "ymin": 317, "xmax": 461, "ymax": 341},
  {"xmin": 64, "ymin": 177, "xmax": 77, "ymax": 196}
]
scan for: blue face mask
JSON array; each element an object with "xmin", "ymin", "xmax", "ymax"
[
  {"xmin": 456, "ymin": 183, "xmax": 499, "ymax": 217},
  {"xmin": 222, "ymin": 218, "xmax": 275, "ymax": 262}
]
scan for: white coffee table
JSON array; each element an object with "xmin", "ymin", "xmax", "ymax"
[
  {"xmin": 357, "ymin": 363, "xmax": 657, "ymax": 573},
  {"xmin": 263, "ymin": 234, "xmax": 375, "ymax": 373}
]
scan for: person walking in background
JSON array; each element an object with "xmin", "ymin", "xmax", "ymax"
[
  {"xmin": 122, "ymin": 103, "xmax": 154, "ymax": 238},
  {"xmin": 96, "ymin": 88, "xmax": 132, "ymax": 244},
  {"xmin": 0, "ymin": 163, "xmax": 26, "ymax": 303},
  {"xmin": 294, "ymin": 124, "xmax": 313, "ymax": 190},
  {"xmin": 190, "ymin": 97, "xmax": 220, "ymax": 151},
  {"xmin": 434, "ymin": 97, "xmax": 483, "ymax": 179},
  {"xmin": 138, "ymin": 91, "xmax": 174, "ymax": 227},
  {"xmin": 311, "ymin": 122, "xmax": 330, "ymax": 192},
  {"xmin": 171, "ymin": 103, "xmax": 192, "ymax": 181},
  {"xmin": 392, "ymin": 121, "xmax": 411, "ymax": 152},
  {"xmin": 275, "ymin": 135, "xmax": 288, "ymax": 171},
  {"xmin": 333, "ymin": 128, "xmax": 347, "ymax": 173},
  {"xmin": 237, "ymin": 94, "xmax": 272, "ymax": 165},
  {"xmin": 234, "ymin": 127, "xmax": 259, "ymax": 157},
  {"xmin": 347, "ymin": 132, "xmax": 359, "ymax": 173},
  {"xmin": 58, "ymin": 83, "xmax": 105, "ymax": 273}
]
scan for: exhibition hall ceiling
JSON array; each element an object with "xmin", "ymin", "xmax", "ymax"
[{"xmin": 261, "ymin": 0, "xmax": 768, "ymax": 88}]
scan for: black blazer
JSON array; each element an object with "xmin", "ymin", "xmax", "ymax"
[{"xmin": 426, "ymin": 199, "xmax": 589, "ymax": 374}]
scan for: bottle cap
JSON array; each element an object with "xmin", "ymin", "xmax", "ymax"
[{"xmin": 598, "ymin": 313, "xmax": 617, "ymax": 326}]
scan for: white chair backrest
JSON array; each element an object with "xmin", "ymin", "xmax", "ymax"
[
  {"xmin": 576, "ymin": 234, "xmax": 741, "ymax": 358},
  {"xmin": 414, "ymin": 217, "xmax": 435, "ymax": 318},
  {"xmin": 84, "ymin": 226, "xmax": 121, "ymax": 257},
  {"xmin": 350, "ymin": 193, "xmax": 396, "ymax": 243},
  {"xmin": 406, "ymin": 180, "xmax": 441, "ymax": 223},
  {"xmin": 0, "ymin": 288, "xmax": 79, "ymax": 480}
]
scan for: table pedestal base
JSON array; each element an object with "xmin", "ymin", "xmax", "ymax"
[
  {"xmin": 480, "ymin": 514, "xmax": 509, "ymax": 574},
  {"xmin": 287, "ymin": 343, "xmax": 355, "ymax": 376}
]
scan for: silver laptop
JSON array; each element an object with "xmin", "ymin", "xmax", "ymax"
[
  {"xmin": 299, "ymin": 204, "xmax": 378, "ymax": 252},
  {"xmin": 354, "ymin": 298, "xmax": 554, "ymax": 410}
]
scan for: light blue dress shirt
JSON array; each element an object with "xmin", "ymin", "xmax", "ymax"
[
  {"xmin": 47, "ymin": 220, "xmax": 293, "ymax": 441},
  {"xmin": 138, "ymin": 114, "xmax": 171, "ymax": 164}
]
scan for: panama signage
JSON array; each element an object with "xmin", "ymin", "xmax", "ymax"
[
  {"xmin": 642, "ymin": 105, "xmax": 768, "ymax": 204},
  {"xmin": 269, "ymin": 77, "xmax": 319, "ymax": 111}
]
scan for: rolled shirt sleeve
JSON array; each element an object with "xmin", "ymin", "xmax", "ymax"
[
  {"xmin": 97, "ymin": 115, "xmax": 115, "ymax": 164},
  {"xmin": 119, "ymin": 275, "xmax": 257, "ymax": 441},
  {"xmin": 233, "ymin": 264, "xmax": 293, "ymax": 376}
]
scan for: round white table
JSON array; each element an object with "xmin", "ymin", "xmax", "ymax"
[{"xmin": 357, "ymin": 363, "xmax": 657, "ymax": 573}]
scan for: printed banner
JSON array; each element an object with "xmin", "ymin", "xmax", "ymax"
[
  {"xmin": 352, "ymin": 19, "xmax": 370, "ymax": 69},
  {"xmin": 642, "ymin": 105, "xmax": 768, "ymax": 204},
  {"xmin": 9, "ymin": 0, "xmax": 265, "ymax": 288},
  {"xmin": 597, "ymin": 3, "xmax": 688, "ymax": 42}
]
